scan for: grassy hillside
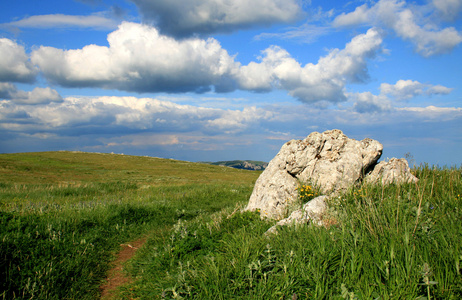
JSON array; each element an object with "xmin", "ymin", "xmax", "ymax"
[
  {"xmin": 123, "ymin": 165, "xmax": 462, "ymax": 299},
  {"xmin": 0, "ymin": 151, "xmax": 261, "ymax": 299},
  {"xmin": 1, "ymin": 152, "xmax": 461, "ymax": 299},
  {"xmin": 0, "ymin": 151, "xmax": 258, "ymax": 185}
]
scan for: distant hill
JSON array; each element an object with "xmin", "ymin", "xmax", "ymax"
[
  {"xmin": 203, "ymin": 160, "xmax": 268, "ymax": 171},
  {"xmin": 0, "ymin": 151, "xmax": 260, "ymax": 185}
]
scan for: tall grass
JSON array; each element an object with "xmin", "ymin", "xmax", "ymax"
[
  {"xmin": 1, "ymin": 182, "xmax": 255, "ymax": 299},
  {"xmin": 2, "ymin": 152, "xmax": 461, "ymax": 299},
  {"xmin": 124, "ymin": 165, "xmax": 462, "ymax": 299},
  {"xmin": 0, "ymin": 152, "xmax": 259, "ymax": 299}
]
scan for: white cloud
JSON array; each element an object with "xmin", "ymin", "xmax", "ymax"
[
  {"xmin": 380, "ymin": 80, "xmax": 426, "ymax": 100},
  {"xmin": 237, "ymin": 28, "xmax": 384, "ymax": 103},
  {"xmin": 433, "ymin": 0, "xmax": 462, "ymax": 21},
  {"xmin": 1, "ymin": 95, "xmax": 460, "ymax": 164},
  {"xmin": 0, "ymin": 83, "xmax": 63, "ymax": 105},
  {"xmin": 397, "ymin": 105, "xmax": 462, "ymax": 121},
  {"xmin": 31, "ymin": 23, "xmax": 384, "ymax": 104},
  {"xmin": 380, "ymin": 79, "xmax": 453, "ymax": 100},
  {"xmin": 349, "ymin": 79, "xmax": 453, "ymax": 113},
  {"xmin": 97, "ymin": 132, "xmax": 259, "ymax": 152},
  {"xmin": 0, "ymin": 38, "xmax": 37, "ymax": 83},
  {"xmin": 2, "ymin": 96, "xmax": 271, "ymax": 136},
  {"xmin": 4, "ymin": 14, "xmax": 118, "ymax": 30},
  {"xmin": 333, "ymin": 0, "xmax": 462, "ymax": 56},
  {"xmin": 31, "ymin": 22, "xmax": 239, "ymax": 93},
  {"xmin": 206, "ymin": 106, "xmax": 273, "ymax": 134},
  {"xmin": 427, "ymin": 84, "xmax": 453, "ymax": 95},
  {"xmin": 0, "ymin": 83, "xmax": 17, "ymax": 98},
  {"xmin": 11, "ymin": 87, "xmax": 63, "ymax": 105},
  {"xmin": 24, "ymin": 96, "xmax": 213, "ymax": 128},
  {"xmin": 333, "ymin": 4, "xmax": 371, "ymax": 27},
  {"xmin": 129, "ymin": 0, "xmax": 303, "ymax": 37},
  {"xmin": 351, "ymin": 92, "xmax": 392, "ymax": 113}
]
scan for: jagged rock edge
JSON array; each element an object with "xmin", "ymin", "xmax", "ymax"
[{"xmin": 241, "ymin": 130, "xmax": 418, "ymax": 235}]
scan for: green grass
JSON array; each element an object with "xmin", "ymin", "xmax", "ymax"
[
  {"xmin": 1, "ymin": 152, "xmax": 461, "ymax": 299},
  {"xmin": 0, "ymin": 151, "xmax": 257, "ymax": 186},
  {"xmin": 123, "ymin": 165, "xmax": 462, "ymax": 299},
  {"xmin": 0, "ymin": 152, "xmax": 260, "ymax": 299}
]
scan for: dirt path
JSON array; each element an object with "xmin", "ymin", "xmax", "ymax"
[{"xmin": 100, "ymin": 236, "xmax": 147, "ymax": 299}]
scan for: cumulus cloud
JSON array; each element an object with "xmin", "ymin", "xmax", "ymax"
[
  {"xmin": 380, "ymin": 79, "xmax": 453, "ymax": 100},
  {"xmin": 31, "ymin": 23, "xmax": 384, "ymax": 104},
  {"xmin": 351, "ymin": 79, "xmax": 453, "ymax": 113},
  {"xmin": 0, "ymin": 83, "xmax": 63, "ymax": 105},
  {"xmin": 0, "ymin": 38, "xmax": 37, "ymax": 83},
  {"xmin": 380, "ymin": 80, "xmax": 426, "ymax": 100},
  {"xmin": 129, "ymin": 0, "xmax": 302, "ymax": 37},
  {"xmin": 0, "ymin": 83, "xmax": 17, "ymax": 98},
  {"xmin": 333, "ymin": 0, "xmax": 462, "ymax": 56},
  {"xmin": 1, "ymin": 96, "xmax": 271, "ymax": 136},
  {"xmin": 207, "ymin": 106, "xmax": 273, "ymax": 134},
  {"xmin": 427, "ymin": 84, "xmax": 453, "ymax": 95},
  {"xmin": 351, "ymin": 92, "xmax": 392, "ymax": 113},
  {"xmin": 237, "ymin": 27, "xmax": 384, "ymax": 103},
  {"xmin": 1, "ymin": 95, "xmax": 460, "ymax": 162},
  {"xmin": 4, "ymin": 14, "xmax": 118, "ymax": 30},
  {"xmin": 31, "ymin": 22, "xmax": 239, "ymax": 93},
  {"xmin": 333, "ymin": 4, "xmax": 371, "ymax": 27},
  {"xmin": 10, "ymin": 87, "xmax": 63, "ymax": 105}
]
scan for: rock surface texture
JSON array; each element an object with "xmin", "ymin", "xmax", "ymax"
[
  {"xmin": 265, "ymin": 196, "xmax": 328, "ymax": 235},
  {"xmin": 245, "ymin": 129, "xmax": 418, "ymax": 223},
  {"xmin": 366, "ymin": 158, "xmax": 418, "ymax": 185},
  {"xmin": 245, "ymin": 129, "xmax": 383, "ymax": 219}
]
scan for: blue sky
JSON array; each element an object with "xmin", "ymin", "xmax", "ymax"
[{"xmin": 0, "ymin": 0, "xmax": 461, "ymax": 166}]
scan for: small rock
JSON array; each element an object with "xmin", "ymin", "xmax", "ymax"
[
  {"xmin": 265, "ymin": 196, "xmax": 328, "ymax": 235},
  {"xmin": 365, "ymin": 158, "xmax": 418, "ymax": 185}
]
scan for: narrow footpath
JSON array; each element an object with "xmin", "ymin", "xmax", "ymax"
[{"xmin": 100, "ymin": 236, "xmax": 147, "ymax": 299}]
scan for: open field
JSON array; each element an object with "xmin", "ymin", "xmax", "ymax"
[
  {"xmin": 0, "ymin": 151, "xmax": 260, "ymax": 299},
  {"xmin": 1, "ymin": 152, "xmax": 461, "ymax": 299},
  {"xmin": 122, "ymin": 165, "xmax": 462, "ymax": 299}
]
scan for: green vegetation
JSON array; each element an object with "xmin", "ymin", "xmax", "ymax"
[
  {"xmin": 1, "ymin": 152, "xmax": 461, "ymax": 299},
  {"xmin": 124, "ymin": 165, "xmax": 462, "ymax": 299},
  {"xmin": 297, "ymin": 183, "xmax": 320, "ymax": 204},
  {"xmin": 0, "ymin": 152, "xmax": 259, "ymax": 299}
]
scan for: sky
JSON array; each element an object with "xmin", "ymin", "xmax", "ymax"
[{"xmin": 0, "ymin": 0, "xmax": 461, "ymax": 166}]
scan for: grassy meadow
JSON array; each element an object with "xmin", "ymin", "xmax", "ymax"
[
  {"xmin": 122, "ymin": 165, "xmax": 462, "ymax": 300},
  {"xmin": 0, "ymin": 151, "xmax": 259, "ymax": 299},
  {"xmin": 1, "ymin": 151, "xmax": 461, "ymax": 299}
]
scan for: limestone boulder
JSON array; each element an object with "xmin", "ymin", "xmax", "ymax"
[
  {"xmin": 245, "ymin": 129, "xmax": 383, "ymax": 219},
  {"xmin": 365, "ymin": 158, "xmax": 418, "ymax": 185},
  {"xmin": 245, "ymin": 167, "xmax": 299, "ymax": 219}
]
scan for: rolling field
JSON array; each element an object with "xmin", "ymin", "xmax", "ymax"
[
  {"xmin": 1, "ymin": 152, "xmax": 461, "ymax": 299},
  {"xmin": 0, "ymin": 151, "xmax": 260, "ymax": 299}
]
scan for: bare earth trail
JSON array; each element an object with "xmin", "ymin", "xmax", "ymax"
[{"xmin": 100, "ymin": 236, "xmax": 148, "ymax": 299}]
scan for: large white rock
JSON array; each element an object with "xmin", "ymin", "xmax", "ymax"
[{"xmin": 245, "ymin": 129, "xmax": 383, "ymax": 219}]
